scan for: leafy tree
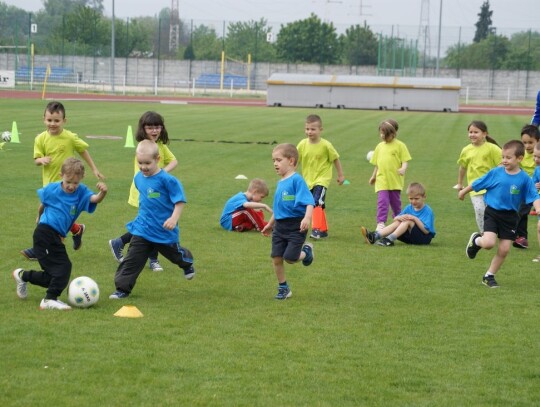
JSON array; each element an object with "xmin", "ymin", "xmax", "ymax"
[
  {"xmin": 502, "ymin": 30, "xmax": 540, "ymax": 70},
  {"xmin": 444, "ymin": 34, "xmax": 509, "ymax": 70},
  {"xmin": 188, "ymin": 24, "xmax": 221, "ymax": 60},
  {"xmin": 275, "ymin": 13, "xmax": 340, "ymax": 64},
  {"xmin": 225, "ymin": 18, "xmax": 275, "ymax": 62},
  {"xmin": 339, "ymin": 23, "xmax": 378, "ymax": 65},
  {"xmin": 473, "ymin": 1, "xmax": 494, "ymax": 43},
  {"xmin": 43, "ymin": 0, "xmax": 89, "ymax": 16}
]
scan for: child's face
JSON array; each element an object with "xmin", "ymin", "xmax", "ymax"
[
  {"xmin": 60, "ymin": 173, "xmax": 83, "ymax": 193},
  {"xmin": 468, "ymin": 125, "xmax": 486, "ymax": 146},
  {"xmin": 408, "ymin": 193, "xmax": 426, "ymax": 211},
  {"xmin": 136, "ymin": 151, "xmax": 160, "ymax": 176},
  {"xmin": 272, "ymin": 150, "xmax": 295, "ymax": 177},
  {"xmin": 533, "ymin": 147, "xmax": 540, "ymax": 166},
  {"xmin": 44, "ymin": 110, "xmax": 66, "ymax": 136},
  {"xmin": 304, "ymin": 121, "xmax": 322, "ymax": 142},
  {"xmin": 521, "ymin": 134, "xmax": 537, "ymax": 154},
  {"xmin": 144, "ymin": 125, "xmax": 163, "ymax": 142},
  {"xmin": 501, "ymin": 147, "xmax": 522, "ymax": 170}
]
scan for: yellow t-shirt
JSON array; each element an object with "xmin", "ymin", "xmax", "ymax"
[
  {"xmin": 370, "ymin": 139, "xmax": 411, "ymax": 192},
  {"xmin": 297, "ymin": 137, "xmax": 340, "ymax": 189},
  {"xmin": 33, "ymin": 129, "xmax": 89, "ymax": 186},
  {"xmin": 457, "ymin": 142, "xmax": 501, "ymax": 196},
  {"xmin": 521, "ymin": 151, "xmax": 535, "ymax": 176},
  {"xmin": 127, "ymin": 141, "xmax": 177, "ymax": 207}
]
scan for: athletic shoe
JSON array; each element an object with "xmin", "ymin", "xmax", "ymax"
[
  {"xmin": 108, "ymin": 238, "xmax": 124, "ymax": 262},
  {"xmin": 361, "ymin": 226, "xmax": 376, "ymax": 244},
  {"xmin": 376, "ymin": 222, "xmax": 386, "ymax": 231},
  {"xmin": 183, "ymin": 265, "xmax": 196, "ymax": 280},
  {"xmin": 39, "ymin": 299, "xmax": 72, "ymax": 310},
  {"xmin": 12, "ymin": 268, "xmax": 27, "ymax": 299},
  {"xmin": 109, "ymin": 290, "xmax": 129, "ymax": 299},
  {"xmin": 302, "ymin": 243, "xmax": 314, "ymax": 266},
  {"xmin": 466, "ymin": 232, "xmax": 482, "ymax": 259},
  {"xmin": 149, "ymin": 259, "xmax": 164, "ymax": 272},
  {"xmin": 482, "ymin": 275, "xmax": 499, "ymax": 288},
  {"xmin": 530, "ymin": 210, "xmax": 537, "ymax": 216},
  {"xmin": 72, "ymin": 224, "xmax": 85, "ymax": 250},
  {"xmin": 310, "ymin": 229, "xmax": 328, "ymax": 239},
  {"xmin": 20, "ymin": 248, "xmax": 37, "ymax": 261},
  {"xmin": 275, "ymin": 286, "xmax": 292, "ymax": 300},
  {"xmin": 513, "ymin": 236, "xmax": 528, "ymax": 249},
  {"xmin": 376, "ymin": 237, "xmax": 394, "ymax": 247}
]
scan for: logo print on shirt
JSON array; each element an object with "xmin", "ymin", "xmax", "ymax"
[
  {"xmin": 147, "ymin": 188, "xmax": 160, "ymax": 199},
  {"xmin": 282, "ymin": 191, "xmax": 294, "ymax": 201},
  {"xmin": 510, "ymin": 184, "xmax": 520, "ymax": 195}
]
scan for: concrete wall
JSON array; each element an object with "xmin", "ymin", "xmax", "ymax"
[{"xmin": 1, "ymin": 52, "xmax": 539, "ymax": 101}]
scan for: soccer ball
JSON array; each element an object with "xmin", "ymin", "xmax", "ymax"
[
  {"xmin": 68, "ymin": 276, "xmax": 100, "ymax": 308},
  {"xmin": 1, "ymin": 131, "xmax": 11, "ymax": 142},
  {"xmin": 366, "ymin": 150, "xmax": 374, "ymax": 161}
]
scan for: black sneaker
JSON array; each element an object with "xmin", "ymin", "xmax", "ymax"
[
  {"xmin": 361, "ymin": 226, "xmax": 376, "ymax": 244},
  {"xmin": 482, "ymin": 275, "xmax": 499, "ymax": 288},
  {"xmin": 466, "ymin": 232, "xmax": 482, "ymax": 259},
  {"xmin": 376, "ymin": 237, "xmax": 394, "ymax": 246},
  {"xmin": 72, "ymin": 224, "xmax": 85, "ymax": 250}
]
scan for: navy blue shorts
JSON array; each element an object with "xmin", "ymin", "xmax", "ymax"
[
  {"xmin": 397, "ymin": 225, "xmax": 433, "ymax": 245},
  {"xmin": 311, "ymin": 185, "xmax": 327, "ymax": 209},
  {"xmin": 271, "ymin": 218, "xmax": 307, "ymax": 262}
]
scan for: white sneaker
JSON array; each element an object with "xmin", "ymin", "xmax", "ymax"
[
  {"xmin": 149, "ymin": 259, "xmax": 164, "ymax": 272},
  {"xmin": 39, "ymin": 299, "xmax": 72, "ymax": 310},
  {"xmin": 12, "ymin": 268, "xmax": 27, "ymax": 299},
  {"xmin": 376, "ymin": 222, "xmax": 386, "ymax": 231}
]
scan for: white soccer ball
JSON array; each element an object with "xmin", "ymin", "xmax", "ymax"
[
  {"xmin": 366, "ymin": 150, "xmax": 374, "ymax": 161},
  {"xmin": 1, "ymin": 131, "xmax": 11, "ymax": 142},
  {"xmin": 68, "ymin": 276, "xmax": 100, "ymax": 308}
]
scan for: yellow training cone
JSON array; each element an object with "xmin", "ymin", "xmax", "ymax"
[
  {"xmin": 11, "ymin": 121, "xmax": 20, "ymax": 143},
  {"xmin": 114, "ymin": 305, "xmax": 144, "ymax": 318},
  {"xmin": 124, "ymin": 125, "xmax": 134, "ymax": 148}
]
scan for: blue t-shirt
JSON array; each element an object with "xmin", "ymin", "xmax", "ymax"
[
  {"xmin": 533, "ymin": 166, "xmax": 540, "ymax": 187},
  {"xmin": 220, "ymin": 192, "xmax": 249, "ymax": 230},
  {"xmin": 272, "ymin": 172, "xmax": 315, "ymax": 220},
  {"xmin": 127, "ymin": 169, "xmax": 186, "ymax": 244},
  {"xmin": 38, "ymin": 181, "xmax": 96, "ymax": 237},
  {"xmin": 472, "ymin": 166, "xmax": 539, "ymax": 212},
  {"xmin": 400, "ymin": 203, "xmax": 436, "ymax": 236}
]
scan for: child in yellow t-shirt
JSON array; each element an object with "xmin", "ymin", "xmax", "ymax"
[{"xmin": 109, "ymin": 111, "xmax": 177, "ymax": 272}]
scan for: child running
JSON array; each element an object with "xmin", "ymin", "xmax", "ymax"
[
  {"xmin": 361, "ymin": 182, "xmax": 435, "ymax": 247},
  {"xmin": 297, "ymin": 114, "xmax": 345, "ymax": 239},
  {"xmin": 220, "ymin": 178, "xmax": 272, "ymax": 232},
  {"xmin": 368, "ymin": 119, "xmax": 411, "ymax": 231},
  {"xmin": 459, "ymin": 140, "xmax": 540, "ymax": 288},
  {"xmin": 109, "ymin": 111, "xmax": 178, "ymax": 272},
  {"xmin": 21, "ymin": 101, "xmax": 105, "ymax": 261},
  {"xmin": 456, "ymin": 120, "xmax": 501, "ymax": 233},
  {"xmin": 261, "ymin": 143, "xmax": 315, "ymax": 300},
  {"xmin": 12, "ymin": 158, "xmax": 107, "ymax": 310}
]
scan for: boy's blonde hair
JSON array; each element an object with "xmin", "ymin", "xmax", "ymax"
[
  {"xmin": 305, "ymin": 114, "xmax": 322, "ymax": 126},
  {"xmin": 379, "ymin": 119, "xmax": 399, "ymax": 142},
  {"xmin": 248, "ymin": 178, "xmax": 269, "ymax": 196},
  {"xmin": 136, "ymin": 139, "xmax": 159, "ymax": 158},
  {"xmin": 61, "ymin": 157, "xmax": 85, "ymax": 177},
  {"xmin": 406, "ymin": 182, "xmax": 426, "ymax": 196},
  {"xmin": 273, "ymin": 143, "xmax": 299, "ymax": 166}
]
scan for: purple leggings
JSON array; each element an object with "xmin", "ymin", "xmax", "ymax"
[{"xmin": 377, "ymin": 190, "xmax": 401, "ymax": 224}]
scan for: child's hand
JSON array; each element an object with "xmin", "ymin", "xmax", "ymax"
[
  {"xmin": 368, "ymin": 176, "xmax": 375, "ymax": 185},
  {"xmin": 96, "ymin": 181, "xmax": 108, "ymax": 193},
  {"xmin": 261, "ymin": 224, "xmax": 272, "ymax": 236},
  {"xmin": 398, "ymin": 168, "xmax": 406, "ymax": 176},
  {"xmin": 337, "ymin": 175, "xmax": 345, "ymax": 185},
  {"xmin": 94, "ymin": 169, "xmax": 106, "ymax": 180},
  {"xmin": 300, "ymin": 218, "xmax": 310, "ymax": 232},
  {"xmin": 163, "ymin": 217, "xmax": 177, "ymax": 230},
  {"xmin": 39, "ymin": 156, "xmax": 52, "ymax": 166}
]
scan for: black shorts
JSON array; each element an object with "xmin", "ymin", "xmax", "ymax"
[
  {"xmin": 397, "ymin": 225, "xmax": 433, "ymax": 245},
  {"xmin": 271, "ymin": 218, "xmax": 307, "ymax": 262},
  {"xmin": 483, "ymin": 206, "xmax": 519, "ymax": 240}
]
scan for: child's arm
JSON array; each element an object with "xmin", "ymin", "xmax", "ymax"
[
  {"xmin": 163, "ymin": 159, "xmax": 178, "ymax": 173},
  {"xmin": 79, "ymin": 150, "xmax": 105, "ymax": 180},
  {"xmin": 300, "ymin": 204, "xmax": 314, "ymax": 232},
  {"xmin": 35, "ymin": 157, "xmax": 51, "ymax": 166},
  {"xmin": 90, "ymin": 182, "xmax": 108, "ymax": 204},
  {"xmin": 243, "ymin": 201, "xmax": 273, "ymax": 213},
  {"xmin": 457, "ymin": 165, "xmax": 466, "ymax": 189},
  {"xmin": 163, "ymin": 202, "xmax": 184, "ymax": 230},
  {"xmin": 398, "ymin": 161, "xmax": 408, "ymax": 176},
  {"xmin": 334, "ymin": 158, "xmax": 345, "ymax": 185},
  {"xmin": 396, "ymin": 214, "xmax": 429, "ymax": 234},
  {"xmin": 36, "ymin": 203, "xmax": 44, "ymax": 223},
  {"xmin": 458, "ymin": 185, "xmax": 473, "ymax": 200},
  {"xmin": 369, "ymin": 166, "xmax": 378, "ymax": 185},
  {"xmin": 261, "ymin": 214, "xmax": 275, "ymax": 236}
]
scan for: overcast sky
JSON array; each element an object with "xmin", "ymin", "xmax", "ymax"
[{"xmin": 2, "ymin": 0, "xmax": 536, "ymax": 29}]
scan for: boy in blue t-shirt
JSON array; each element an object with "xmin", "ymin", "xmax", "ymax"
[
  {"xmin": 261, "ymin": 143, "xmax": 315, "ymax": 300},
  {"xmin": 459, "ymin": 140, "xmax": 540, "ymax": 288},
  {"xmin": 12, "ymin": 157, "xmax": 108, "ymax": 310},
  {"xmin": 361, "ymin": 182, "xmax": 435, "ymax": 247},
  {"xmin": 109, "ymin": 140, "xmax": 194, "ymax": 299},
  {"xmin": 220, "ymin": 178, "xmax": 272, "ymax": 232},
  {"xmin": 532, "ymin": 141, "xmax": 540, "ymax": 262}
]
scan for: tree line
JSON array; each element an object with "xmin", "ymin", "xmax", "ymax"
[{"xmin": 0, "ymin": 0, "xmax": 538, "ymax": 70}]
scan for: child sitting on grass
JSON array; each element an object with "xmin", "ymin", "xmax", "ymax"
[{"xmin": 361, "ymin": 182, "xmax": 435, "ymax": 247}]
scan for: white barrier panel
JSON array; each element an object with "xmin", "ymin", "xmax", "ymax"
[{"xmin": 0, "ymin": 70, "xmax": 15, "ymax": 88}]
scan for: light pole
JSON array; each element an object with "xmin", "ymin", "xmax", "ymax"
[
  {"xmin": 435, "ymin": 0, "xmax": 443, "ymax": 76},
  {"xmin": 111, "ymin": 0, "xmax": 115, "ymax": 92}
]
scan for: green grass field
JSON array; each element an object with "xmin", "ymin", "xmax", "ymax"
[{"xmin": 1, "ymin": 98, "xmax": 539, "ymax": 406}]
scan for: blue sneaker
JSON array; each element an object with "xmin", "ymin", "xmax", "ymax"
[
  {"xmin": 149, "ymin": 259, "xmax": 163, "ymax": 272},
  {"xmin": 183, "ymin": 265, "xmax": 195, "ymax": 280},
  {"xmin": 302, "ymin": 243, "xmax": 314, "ymax": 266},
  {"xmin": 275, "ymin": 285, "xmax": 292, "ymax": 300},
  {"xmin": 20, "ymin": 248, "xmax": 37, "ymax": 261},
  {"xmin": 72, "ymin": 224, "xmax": 85, "ymax": 250},
  {"xmin": 109, "ymin": 290, "xmax": 129, "ymax": 299},
  {"xmin": 108, "ymin": 238, "xmax": 124, "ymax": 263}
]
